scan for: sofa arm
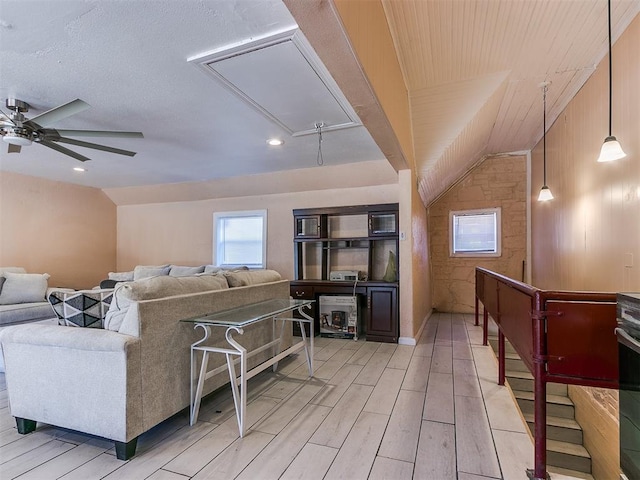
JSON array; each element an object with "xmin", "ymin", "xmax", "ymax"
[
  {"xmin": 0, "ymin": 323, "xmax": 137, "ymax": 352},
  {"xmin": 0, "ymin": 324, "xmax": 143, "ymax": 443}
]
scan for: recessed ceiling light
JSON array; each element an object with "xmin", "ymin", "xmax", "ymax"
[
  {"xmin": 267, "ymin": 138, "xmax": 284, "ymax": 146},
  {"xmin": 73, "ymin": 167, "xmax": 86, "ymax": 172}
]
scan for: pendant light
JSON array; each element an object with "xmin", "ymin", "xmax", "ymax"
[
  {"xmin": 538, "ymin": 82, "xmax": 554, "ymax": 202},
  {"xmin": 597, "ymin": 0, "xmax": 626, "ymax": 162}
]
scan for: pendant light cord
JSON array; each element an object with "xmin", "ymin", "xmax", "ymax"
[
  {"xmin": 607, "ymin": 0, "xmax": 613, "ymax": 137},
  {"xmin": 543, "ymin": 84, "xmax": 547, "ymax": 186},
  {"xmin": 315, "ymin": 122, "xmax": 324, "ymax": 166}
]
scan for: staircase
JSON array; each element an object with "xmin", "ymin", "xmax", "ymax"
[{"xmin": 488, "ymin": 336, "xmax": 594, "ymax": 479}]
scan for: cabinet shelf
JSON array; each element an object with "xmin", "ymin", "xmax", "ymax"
[{"xmin": 292, "ymin": 204, "xmax": 399, "ymax": 343}]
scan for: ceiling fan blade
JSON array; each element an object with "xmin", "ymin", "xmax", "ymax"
[
  {"xmin": 0, "ymin": 108, "xmax": 16, "ymax": 126},
  {"xmin": 56, "ymin": 137, "xmax": 137, "ymax": 157},
  {"xmin": 55, "ymin": 129, "xmax": 144, "ymax": 138},
  {"xmin": 25, "ymin": 99, "xmax": 90, "ymax": 127},
  {"xmin": 40, "ymin": 140, "xmax": 91, "ymax": 162},
  {"xmin": 7, "ymin": 144, "xmax": 21, "ymax": 153}
]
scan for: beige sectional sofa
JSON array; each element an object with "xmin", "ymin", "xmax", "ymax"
[{"xmin": 0, "ymin": 270, "xmax": 290, "ymax": 460}]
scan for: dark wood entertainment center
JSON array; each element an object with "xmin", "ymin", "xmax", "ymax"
[{"xmin": 290, "ymin": 203, "xmax": 399, "ymax": 343}]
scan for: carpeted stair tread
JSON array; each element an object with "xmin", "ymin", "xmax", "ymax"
[
  {"xmin": 547, "ymin": 465, "xmax": 594, "ymax": 480},
  {"xmin": 547, "ymin": 439, "xmax": 591, "ymax": 458},
  {"xmin": 523, "ymin": 412, "xmax": 581, "ymax": 430},
  {"xmin": 505, "ymin": 369, "xmax": 534, "ymax": 380},
  {"xmin": 512, "ymin": 390, "xmax": 574, "ymax": 406}
]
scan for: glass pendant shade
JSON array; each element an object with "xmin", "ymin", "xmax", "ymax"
[
  {"xmin": 538, "ymin": 185, "xmax": 554, "ymax": 202},
  {"xmin": 597, "ymin": 135, "xmax": 627, "ymax": 162},
  {"xmin": 597, "ymin": 0, "xmax": 625, "ymax": 162}
]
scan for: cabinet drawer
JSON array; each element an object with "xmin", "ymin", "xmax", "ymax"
[{"xmin": 290, "ymin": 286, "xmax": 314, "ymax": 299}]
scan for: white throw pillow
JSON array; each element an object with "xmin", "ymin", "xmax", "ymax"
[{"xmin": 0, "ymin": 272, "xmax": 50, "ymax": 304}]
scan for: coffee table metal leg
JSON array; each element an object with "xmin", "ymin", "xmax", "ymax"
[{"xmin": 225, "ymin": 327, "xmax": 247, "ymax": 436}]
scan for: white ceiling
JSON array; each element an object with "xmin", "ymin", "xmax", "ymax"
[
  {"xmin": 0, "ymin": 0, "xmax": 385, "ymax": 189},
  {"xmin": 1, "ymin": 0, "xmax": 639, "ymax": 205},
  {"xmin": 381, "ymin": 0, "xmax": 640, "ymax": 204}
]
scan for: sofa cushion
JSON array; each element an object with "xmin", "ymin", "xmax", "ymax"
[
  {"xmin": 0, "ymin": 302, "xmax": 55, "ymax": 326},
  {"xmin": 223, "ymin": 269, "xmax": 281, "ymax": 287},
  {"xmin": 133, "ymin": 265, "xmax": 171, "ymax": 281},
  {"xmin": 169, "ymin": 265, "xmax": 205, "ymax": 277},
  {"xmin": 104, "ymin": 274, "xmax": 229, "ymax": 332},
  {"xmin": 0, "ymin": 272, "xmax": 50, "ymax": 305},
  {"xmin": 48, "ymin": 289, "xmax": 114, "ymax": 328},
  {"xmin": 108, "ymin": 271, "xmax": 134, "ymax": 282}
]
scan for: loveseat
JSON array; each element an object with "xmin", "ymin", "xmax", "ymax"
[
  {"xmin": 0, "ymin": 270, "xmax": 290, "ymax": 460},
  {"xmin": 0, "ymin": 267, "xmax": 63, "ymax": 328}
]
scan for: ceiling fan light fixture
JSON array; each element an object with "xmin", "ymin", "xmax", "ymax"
[
  {"xmin": 2, "ymin": 132, "xmax": 32, "ymax": 146},
  {"xmin": 73, "ymin": 167, "xmax": 86, "ymax": 172},
  {"xmin": 597, "ymin": 135, "xmax": 626, "ymax": 162},
  {"xmin": 266, "ymin": 138, "xmax": 284, "ymax": 146}
]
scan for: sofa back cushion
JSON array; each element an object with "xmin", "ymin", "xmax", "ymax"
[
  {"xmin": 169, "ymin": 265, "xmax": 205, "ymax": 277},
  {"xmin": 0, "ymin": 267, "xmax": 27, "ymax": 295},
  {"xmin": 224, "ymin": 269, "xmax": 281, "ymax": 287},
  {"xmin": 104, "ymin": 274, "xmax": 229, "ymax": 332},
  {"xmin": 108, "ymin": 271, "xmax": 134, "ymax": 282},
  {"xmin": 0, "ymin": 267, "xmax": 27, "ymax": 276},
  {"xmin": 0, "ymin": 272, "xmax": 50, "ymax": 305},
  {"xmin": 133, "ymin": 264, "xmax": 171, "ymax": 281}
]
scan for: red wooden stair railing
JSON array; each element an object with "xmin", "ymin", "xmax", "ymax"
[{"xmin": 475, "ymin": 267, "xmax": 618, "ymax": 480}]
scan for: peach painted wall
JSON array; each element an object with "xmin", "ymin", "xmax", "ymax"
[
  {"xmin": 428, "ymin": 154, "xmax": 527, "ymax": 313},
  {"xmin": 0, "ymin": 171, "xmax": 116, "ymax": 289},
  {"xmin": 115, "ymin": 165, "xmax": 399, "ymax": 280},
  {"xmin": 399, "ymin": 169, "xmax": 432, "ymax": 341},
  {"xmin": 530, "ymin": 15, "xmax": 639, "ymax": 480}
]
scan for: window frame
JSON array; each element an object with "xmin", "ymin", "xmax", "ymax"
[
  {"xmin": 213, "ymin": 209, "xmax": 267, "ymax": 269},
  {"xmin": 449, "ymin": 207, "xmax": 501, "ymax": 257}
]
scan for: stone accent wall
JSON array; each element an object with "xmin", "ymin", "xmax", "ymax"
[{"xmin": 428, "ymin": 154, "xmax": 527, "ymax": 313}]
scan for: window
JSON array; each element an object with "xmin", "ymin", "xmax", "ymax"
[
  {"xmin": 450, "ymin": 208, "xmax": 501, "ymax": 257},
  {"xmin": 213, "ymin": 210, "xmax": 267, "ymax": 268}
]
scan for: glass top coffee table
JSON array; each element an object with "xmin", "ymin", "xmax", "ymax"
[{"xmin": 182, "ymin": 298, "xmax": 314, "ymax": 436}]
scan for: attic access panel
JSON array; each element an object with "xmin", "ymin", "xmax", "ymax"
[{"xmin": 189, "ymin": 28, "xmax": 360, "ymax": 136}]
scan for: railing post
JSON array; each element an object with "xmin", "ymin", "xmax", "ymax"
[
  {"xmin": 498, "ymin": 329, "xmax": 506, "ymax": 386},
  {"xmin": 483, "ymin": 307, "xmax": 489, "ymax": 346},
  {"xmin": 475, "ymin": 295, "xmax": 479, "ymax": 326},
  {"xmin": 528, "ymin": 294, "xmax": 550, "ymax": 480}
]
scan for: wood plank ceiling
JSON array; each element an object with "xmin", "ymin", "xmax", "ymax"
[{"xmin": 381, "ymin": 0, "xmax": 639, "ymax": 205}]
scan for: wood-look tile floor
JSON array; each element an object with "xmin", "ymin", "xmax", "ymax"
[{"xmin": 0, "ymin": 313, "xmax": 583, "ymax": 479}]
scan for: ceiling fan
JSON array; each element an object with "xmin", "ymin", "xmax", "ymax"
[{"xmin": 0, "ymin": 98, "xmax": 143, "ymax": 162}]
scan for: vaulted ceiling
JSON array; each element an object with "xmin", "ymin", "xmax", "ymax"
[{"xmin": 1, "ymin": 1, "xmax": 638, "ymax": 207}]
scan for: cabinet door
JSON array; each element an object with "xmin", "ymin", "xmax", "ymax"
[
  {"xmin": 295, "ymin": 215, "xmax": 322, "ymax": 238},
  {"xmin": 367, "ymin": 287, "xmax": 398, "ymax": 342},
  {"xmin": 289, "ymin": 285, "xmax": 319, "ymax": 336},
  {"xmin": 368, "ymin": 212, "xmax": 397, "ymax": 236}
]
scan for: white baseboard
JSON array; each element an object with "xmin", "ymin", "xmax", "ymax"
[{"xmin": 398, "ymin": 309, "xmax": 434, "ymax": 346}]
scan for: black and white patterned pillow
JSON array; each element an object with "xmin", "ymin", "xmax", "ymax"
[{"xmin": 48, "ymin": 289, "xmax": 114, "ymax": 328}]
